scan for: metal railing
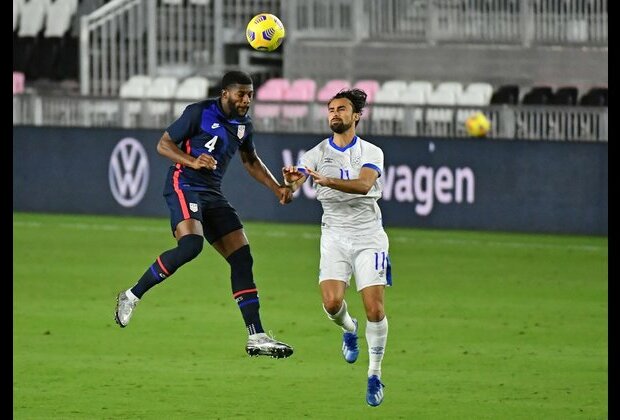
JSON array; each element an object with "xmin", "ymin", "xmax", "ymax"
[
  {"xmin": 80, "ymin": 0, "xmax": 282, "ymax": 96},
  {"xmin": 13, "ymin": 93, "xmax": 607, "ymax": 142},
  {"xmin": 286, "ymin": 0, "xmax": 608, "ymax": 46},
  {"xmin": 79, "ymin": 0, "xmax": 606, "ymax": 97}
]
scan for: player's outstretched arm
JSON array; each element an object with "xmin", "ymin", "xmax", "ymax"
[
  {"xmin": 240, "ymin": 148, "xmax": 293, "ymax": 205},
  {"xmin": 305, "ymin": 166, "xmax": 378, "ymax": 195},
  {"xmin": 282, "ymin": 165, "xmax": 307, "ymax": 192},
  {"xmin": 157, "ymin": 131, "xmax": 217, "ymax": 170}
]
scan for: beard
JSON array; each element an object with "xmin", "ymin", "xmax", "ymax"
[
  {"xmin": 227, "ymin": 99, "xmax": 249, "ymax": 118},
  {"xmin": 329, "ymin": 119, "xmax": 352, "ymax": 134}
]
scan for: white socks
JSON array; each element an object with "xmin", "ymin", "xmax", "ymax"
[
  {"xmin": 323, "ymin": 300, "xmax": 356, "ymax": 332},
  {"xmin": 366, "ymin": 316, "xmax": 388, "ymax": 378}
]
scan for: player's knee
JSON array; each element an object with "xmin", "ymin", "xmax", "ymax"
[
  {"xmin": 177, "ymin": 234, "xmax": 204, "ymax": 262},
  {"xmin": 323, "ymin": 298, "xmax": 344, "ymax": 315},
  {"xmin": 365, "ymin": 305, "xmax": 385, "ymax": 322},
  {"xmin": 226, "ymin": 245, "xmax": 255, "ymax": 290}
]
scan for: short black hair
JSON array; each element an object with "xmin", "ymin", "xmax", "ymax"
[
  {"xmin": 221, "ymin": 70, "xmax": 253, "ymax": 89},
  {"xmin": 328, "ymin": 88, "xmax": 368, "ymax": 115}
]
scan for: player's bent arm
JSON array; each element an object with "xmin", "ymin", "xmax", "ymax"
[
  {"xmin": 317, "ymin": 167, "xmax": 378, "ymax": 195},
  {"xmin": 239, "ymin": 148, "xmax": 282, "ymax": 194},
  {"xmin": 157, "ymin": 131, "xmax": 214, "ymax": 170}
]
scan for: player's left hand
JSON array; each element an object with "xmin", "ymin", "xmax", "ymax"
[
  {"xmin": 278, "ymin": 186, "xmax": 293, "ymax": 205},
  {"xmin": 305, "ymin": 167, "xmax": 329, "ymax": 186}
]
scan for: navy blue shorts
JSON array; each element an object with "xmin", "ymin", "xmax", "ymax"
[{"xmin": 164, "ymin": 189, "xmax": 243, "ymax": 244}]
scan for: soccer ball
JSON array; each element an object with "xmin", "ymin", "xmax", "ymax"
[
  {"xmin": 246, "ymin": 13, "xmax": 285, "ymax": 52},
  {"xmin": 465, "ymin": 112, "xmax": 491, "ymax": 137}
]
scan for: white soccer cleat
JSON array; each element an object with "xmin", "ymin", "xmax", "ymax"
[
  {"xmin": 246, "ymin": 332, "xmax": 294, "ymax": 358},
  {"xmin": 114, "ymin": 291, "xmax": 139, "ymax": 328}
]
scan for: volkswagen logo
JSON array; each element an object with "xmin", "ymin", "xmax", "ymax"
[{"xmin": 109, "ymin": 137, "xmax": 149, "ymax": 207}]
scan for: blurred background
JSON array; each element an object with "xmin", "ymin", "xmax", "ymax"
[{"xmin": 13, "ymin": 0, "xmax": 608, "ymax": 235}]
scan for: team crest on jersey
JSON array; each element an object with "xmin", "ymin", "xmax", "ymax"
[
  {"xmin": 189, "ymin": 203, "xmax": 198, "ymax": 212},
  {"xmin": 237, "ymin": 125, "xmax": 245, "ymax": 139}
]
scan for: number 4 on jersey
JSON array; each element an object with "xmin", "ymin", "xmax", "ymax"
[{"xmin": 204, "ymin": 136, "xmax": 218, "ymax": 152}]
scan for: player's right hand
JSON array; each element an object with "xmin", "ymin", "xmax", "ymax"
[
  {"xmin": 282, "ymin": 165, "xmax": 305, "ymax": 184},
  {"xmin": 193, "ymin": 153, "xmax": 217, "ymax": 170}
]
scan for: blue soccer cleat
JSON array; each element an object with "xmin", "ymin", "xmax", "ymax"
[
  {"xmin": 342, "ymin": 318, "xmax": 359, "ymax": 363},
  {"xmin": 366, "ymin": 375, "xmax": 385, "ymax": 407}
]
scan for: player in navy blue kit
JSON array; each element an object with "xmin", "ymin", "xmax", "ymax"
[{"xmin": 115, "ymin": 71, "xmax": 294, "ymax": 358}]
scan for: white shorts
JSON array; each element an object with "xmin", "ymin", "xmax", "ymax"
[{"xmin": 318, "ymin": 228, "xmax": 392, "ymax": 291}]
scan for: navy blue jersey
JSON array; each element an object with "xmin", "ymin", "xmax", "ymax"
[{"xmin": 163, "ymin": 98, "xmax": 255, "ymax": 206}]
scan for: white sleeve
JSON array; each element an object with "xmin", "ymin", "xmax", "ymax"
[
  {"xmin": 362, "ymin": 145, "xmax": 384, "ymax": 177},
  {"xmin": 297, "ymin": 143, "xmax": 321, "ymax": 172}
]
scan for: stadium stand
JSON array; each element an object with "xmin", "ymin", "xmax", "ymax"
[
  {"xmin": 552, "ymin": 86, "xmax": 580, "ymax": 106},
  {"xmin": 281, "ymin": 78, "xmax": 316, "ymax": 128},
  {"xmin": 490, "ymin": 84, "xmax": 520, "ymax": 105},
  {"xmin": 464, "ymin": 83, "xmax": 494, "ymax": 104},
  {"xmin": 522, "ymin": 86, "xmax": 554, "ymax": 105},
  {"xmin": 353, "ymin": 80, "xmax": 381, "ymax": 103},
  {"xmin": 579, "ymin": 87, "xmax": 608, "ymax": 106},
  {"xmin": 146, "ymin": 76, "xmax": 179, "ymax": 126},
  {"xmin": 435, "ymin": 82, "xmax": 464, "ymax": 98},
  {"xmin": 13, "ymin": 71, "xmax": 25, "ymax": 95},
  {"xmin": 174, "ymin": 76, "xmax": 209, "ymax": 117},
  {"xmin": 253, "ymin": 77, "xmax": 289, "ymax": 128},
  {"xmin": 39, "ymin": 0, "xmax": 77, "ymax": 80},
  {"xmin": 11, "ymin": 0, "xmax": 607, "ymax": 141},
  {"xmin": 119, "ymin": 75, "xmax": 152, "ymax": 127}
]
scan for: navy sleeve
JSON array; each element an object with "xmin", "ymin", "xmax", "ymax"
[
  {"xmin": 239, "ymin": 130, "xmax": 256, "ymax": 153},
  {"xmin": 166, "ymin": 103, "xmax": 203, "ymax": 144}
]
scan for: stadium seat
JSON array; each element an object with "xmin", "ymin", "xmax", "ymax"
[
  {"xmin": 146, "ymin": 76, "xmax": 179, "ymax": 126},
  {"xmin": 435, "ymin": 82, "xmax": 464, "ymax": 97},
  {"xmin": 490, "ymin": 84, "xmax": 520, "ymax": 105},
  {"xmin": 426, "ymin": 90, "xmax": 457, "ymax": 136},
  {"xmin": 254, "ymin": 78, "xmax": 289, "ymax": 122},
  {"xmin": 579, "ymin": 87, "xmax": 607, "ymax": 106},
  {"xmin": 260, "ymin": 77, "xmax": 290, "ymax": 92},
  {"xmin": 173, "ymin": 76, "xmax": 209, "ymax": 116},
  {"xmin": 399, "ymin": 89, "xmax": 426, "ymax": 135},
  {"xmin": 353, "ymin": 79, "xmax": 380, "ymax": 103},
  {"xmin": 317, "ymin": 79, "xmax": 351, "ymax": 101},
  {"xmin": 371, "ymin": 89, "xmax": 403, "ymax": 135},
  {"xmin": 314, "ymin": 79, "xmax": 351, "ymax": 120},
  {"xmin": 119, "ymin": 75, "xmax": 152, "ymax": 127},
  {"xmin": 282, "ymin": 78, "xmax": 316, "ymax": 120},
  {"xmin": 551, "ymin": 86, "xmax": 579, "ymax": 105},
  {"xmin": 13, "ymin": 0, "xmax": 22, "ymax": 33},
  {"xmin": 15, "ymin": 0, "xmax": 48, "ymax": 78},
  {"xmin": 522, "ymin": 86, "xmax": 554, "ymax": 105},
  {"xmin": 39, "ymin": 0, "xmax": 77, "ymax": 80},
  {"xmin": 13, "ymin": 71, "xmax": 25, "ymax": 95},
  {"xmin": 380, "ymin": 80, "xmax": 408, "ymax": 94},
  {"xmin": 406, "ymin": 81, "xmax": 433, "ymax": 100},
  {"xmin": 464, "ymin": 82, "xmax": 493, "ymax": 104},
  {"xmin": 457, "ymin": 91, "xmax": 486, "ymax": 106}
]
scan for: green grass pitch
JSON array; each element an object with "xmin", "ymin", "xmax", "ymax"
[{"xmin": 13, "ymin": 212, "xmax": 607, "ymax": 419}]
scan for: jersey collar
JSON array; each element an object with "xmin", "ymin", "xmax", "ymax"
[{"xmin": 328, "ymin": 135, "xmax": 358, "ymax": 152}]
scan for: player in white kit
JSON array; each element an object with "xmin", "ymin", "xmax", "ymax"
[{"xmin": 282, "ymin": 88, "xmax": 391, "ymax": 407}]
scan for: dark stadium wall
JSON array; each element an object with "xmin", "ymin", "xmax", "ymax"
[{"xmin": 13, "ymin": 126, "xmax": 608, "ymax": 236}]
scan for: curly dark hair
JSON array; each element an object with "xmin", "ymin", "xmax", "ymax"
[
  {"xmin": 328, "ymin": 88, "xmax": 368, "ymax": 126},
  {"xmin": 221, "ymin": 70, "xmax": 253, "ymax": 89}
]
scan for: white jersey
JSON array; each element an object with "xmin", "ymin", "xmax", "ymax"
[{"xmin": 299, "ymin": 135, "xmax": 385, "ymax": 232}]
